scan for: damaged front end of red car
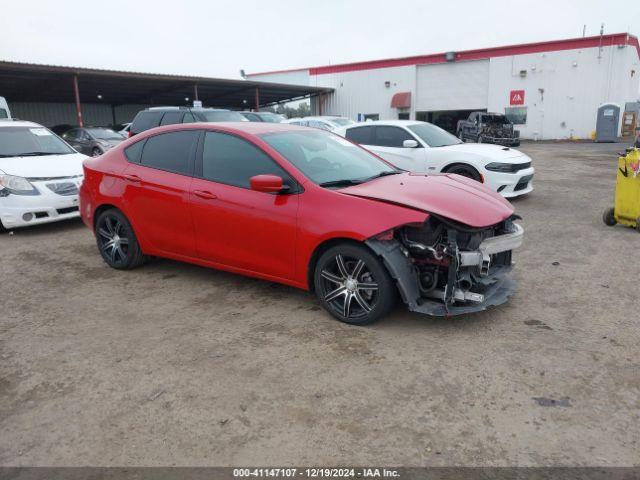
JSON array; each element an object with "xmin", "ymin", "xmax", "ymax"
[{"xmin": 366, "ymin": 213, "xmax": 523, "ymax": 316}]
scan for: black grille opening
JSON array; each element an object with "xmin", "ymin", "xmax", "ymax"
[
  {"xmin": 57, "ymin": 206, "xmax": 79, "ymax": 215},
  {"xmin": 34, "ymin": 212, "xmax": 49, "ymax": 218}
]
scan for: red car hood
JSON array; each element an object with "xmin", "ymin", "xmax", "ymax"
[{"xmin": 339, "ymin": 173, "xmax": 514, "ymax": 228}]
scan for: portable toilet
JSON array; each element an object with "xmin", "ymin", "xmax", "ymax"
[{"xmin": 595, "ymin": 103, "xmax": 620, "ymax": 142}]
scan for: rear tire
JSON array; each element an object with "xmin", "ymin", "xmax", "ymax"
[
  {"xmin": 92, "ymin": 147, "xmax": 102, "ymax": 157},
  {"xmin": 602, "ymin": 207, "xmax": 616, "ymax": 226},
  {"xmin": 313, "ymin": 243, "xmax": 396, "ymax": 325},
  {"xmin": 444, "ymin": 163, "xmax": 482, "ymax": 182},
  {"xmin": 95, "ymin": 209, "xmax": 145, "ymax": 269}
]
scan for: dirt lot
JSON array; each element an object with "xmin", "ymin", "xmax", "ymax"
[{"xmin": 0, "ymin": 141, "xmax": 638, "ymax": 467}]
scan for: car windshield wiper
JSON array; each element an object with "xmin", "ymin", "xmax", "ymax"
[
  {"xmin": 318, "ymin": 178, "xmax": 364, "ymax": 188},
  {"xmin": 13, "ymin": 152, "xmax": 61, "ymax": 157},
  {"xmin": 362, "ymin": 170, "xmax": 403, "ymax": 182}
]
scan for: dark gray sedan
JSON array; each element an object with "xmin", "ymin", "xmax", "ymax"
[{"xmin": 62, "ymin": 127, "xmax": 125, "ymax": 157}]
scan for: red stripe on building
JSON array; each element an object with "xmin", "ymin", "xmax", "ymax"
[{"xmin": 248, "ymin": 33, "xmax": 639, "ymax": 78}]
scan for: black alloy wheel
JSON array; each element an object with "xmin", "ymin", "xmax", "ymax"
[
  {"xmin": 95, "ymin": 209, "xmax": 145, "ymax": 269},
  {"xmin": 314, "ymin": 243, "xmax": 396, "ymax": 325}
]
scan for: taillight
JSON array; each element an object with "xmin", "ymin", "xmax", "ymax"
[{"xmin": 128, "ymin": 131, "xmax": 133, "ymax": 138}]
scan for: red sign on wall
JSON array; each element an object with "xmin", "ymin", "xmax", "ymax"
[{"xmin": 510, "ymin": 90, "xmax": 525, "ymax": 105}]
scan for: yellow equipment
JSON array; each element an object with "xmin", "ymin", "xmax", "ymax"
[{"xmin": 603, "ymin": 148, "xmax": 640, "ymax": 232}]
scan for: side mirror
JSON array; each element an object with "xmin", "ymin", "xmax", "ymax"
[
  {"xmin": 403, "ymin": 139, "xmax": 419, "ymax": 148},
  {"xmin": 249, "ymin": 174, "xmax": 287, "ymax": 193}
]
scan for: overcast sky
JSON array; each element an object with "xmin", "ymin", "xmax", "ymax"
[{"xmin": 1, "ymin": 0, "xmax": 639, "ymax": 79}]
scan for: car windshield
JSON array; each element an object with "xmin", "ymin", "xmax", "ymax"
[
  {"xmin": 0, "ymin": 126, "xmax": 75, "ymax": 157},
  {"xmin": 483, "ymin": 114, "xmax": 509, "ymax": 124},
  {"xmin": 328, "ymin": 117, "xmax": 355, "ymax": 126},
  {"xmin": 86, "ymin": 127, "xmax": 123, "ymax": 140},
  {"xmin": 407, "ymin": 122, "xmax": 462, "ymax": 147},
  {"xmin": 200, "ymin": 111, "xmax": 248, "ymax": 122},
  {"xmin": 261, "ymin": 130, "xmax": 398, "ymax": 186}
]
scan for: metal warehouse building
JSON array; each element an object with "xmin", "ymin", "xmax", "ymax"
[
  {"xmin": 0, "ymin": 61, "xmax": 331, "ymax": 128},
  {"xmin": 247, "ymin": 33, "xmax": 640, "ymax": 140}
]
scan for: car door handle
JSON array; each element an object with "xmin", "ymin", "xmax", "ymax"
[
  {"xmin": 194, "ymin": 190, "xmax": 217, "ymax": 200},
  {"xmin": 123, "ymin": 174, "xmax": 141, "ymax": 183}
]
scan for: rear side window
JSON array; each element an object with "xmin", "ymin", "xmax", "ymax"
[
  {"xmin": 124, "ymin": 139, "xmax": 146, "ymax": 163},
  {"xmin": 182, "ymin": 112, "xmax": 196, "ymax": 123},
  {"xmin": 160, "ymin": 112, "xmax": 183, "ymax": 125},
  {"xmin": 345, "ymin": 126, "xmax": 374, "ymax": 144},
  {"xmin": 131, "ymin": 111, "xmax": 163, "ymax": 134},
  {"xmin": 372, "ymin": 126, "xmax": 414, "ymax": 147},
  {"xmin": 200, "ymin": 131, "xmax": 292, "ymax": 189},
  {"xmin": 0, "ymin": 108, "xmax": 8, "ymax": 119},
  {"xmin": 242, "ymin": 112, "xmax": 261, "ymax": 122},
  {"xmin": 140, "ymin": 130, "xmax": 199, "ymax": 175}
]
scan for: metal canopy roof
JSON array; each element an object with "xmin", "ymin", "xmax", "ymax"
[{"xmin": 0, "ymin": 61, "xmax": 332, "ymax": 108}]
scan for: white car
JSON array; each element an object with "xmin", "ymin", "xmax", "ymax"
[
  {"xmin": 0, "ymin": 121, "xmax": 87, "ymax": 231},
  {"xmin": 284, "ymin": 116, "xmax": 355, "ymax": 131},
  {"xmin": 335, "ymin": 120, "xmax": 534, "ymax": 198}
]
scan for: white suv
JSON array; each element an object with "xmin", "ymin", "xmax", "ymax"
[
  {"xmin": 335, "ymin": 120, "xmax": 534, "ymax": 198},
  {"xmin": 0, "ymin": 121, "xmax": 87, "ymax": 231}
]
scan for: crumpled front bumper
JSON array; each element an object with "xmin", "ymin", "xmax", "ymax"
[{"xmin": 367, "ymin": 223, "xmax": 523, "ymax": 317}]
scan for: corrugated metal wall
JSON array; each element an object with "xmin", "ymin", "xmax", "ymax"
[{"xmin": 8, "ymin": 102, "xmax": 150, "ymax": 127}]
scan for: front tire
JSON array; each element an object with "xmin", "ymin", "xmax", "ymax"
[
  {"xmin": 95, "ymin": 209, "xmax": 146, "ymax": 269},
  {"xmin": 314, "ymin": 243, "xmax": 396, "ymax": 325},
  {"xmin": 444, "ymin": 163, "xmax": 482, "ymax": 182}
]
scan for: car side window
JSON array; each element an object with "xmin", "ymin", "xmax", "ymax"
[
  {"xmin": 139, "ymin": 130, "xmax": 199, "ymax": 175},
  {"xmin": 160, "ymin": 112, "xmax": 184, "ymax": 125},
  {"xmin": 64, "ymin": 129, "xmax": 78, "ymax": 140},
  {"xmin": 345, "ymin": 126, "xmax": 374, "ymax": 145},
  {"xmin": 200, "ymin": 131, "xmax": 294, "ymax": 190},
  {"xmin": 372, "ymin": 126, "xmax": 414, "ymax": 148},
  {"xmin": 79, "ymin": 130, "xmax": 90, "ymax": 141},
  {"xmin": 132, "ymin": 111, "xmax": 163, "ymax": 134},
  {"xmin": 182, "ymin": 112, "xmax": 197, "ymax": 123},
  {"xmin": 124, "ymin": 139, "xmax": 146, "ymax": 163}
]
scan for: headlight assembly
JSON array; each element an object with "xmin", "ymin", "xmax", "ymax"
[
  {"xmin": 485, "ymin": 162, "xmax": 515, "ymax": 173},
  {"xmin": 0, "ymin": 174, "xmax": 39, "ymax": 196}
]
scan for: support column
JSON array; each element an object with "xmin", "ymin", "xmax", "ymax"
[
  {"xmin": 73, "ymin": 75, "xmax": 83, "ymax": 127},
  {"xmin": 255, "ymin": 87, "xmax": 260, "ymax": 112},
  {"xmin": 194, "ymin": 84, "xmax": 199, "ymax": 102}
]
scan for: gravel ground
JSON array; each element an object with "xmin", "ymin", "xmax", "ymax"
[{"xmin": 0, "ymin": 141, "xmax": 638, "ymax": 466}]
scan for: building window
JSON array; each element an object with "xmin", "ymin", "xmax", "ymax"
[
  {"xmin": 505, "ymin": 107, "xmax": 527, "ymax": 125},
  {"xmin": 364, "ymin": 114, "xmax": 379, "ymax": 121}
]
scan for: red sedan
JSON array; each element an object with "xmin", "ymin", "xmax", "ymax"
[{"xmin": 79, "ymin": 122, "xmax": 523, "ymax": 325}]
